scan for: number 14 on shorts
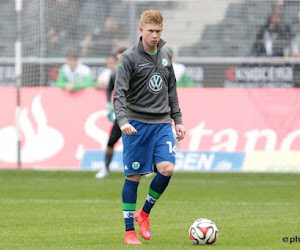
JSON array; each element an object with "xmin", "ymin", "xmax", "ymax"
[{"xmin": 167, "ymin": 141, "xmax": 176, "ymax": 157}]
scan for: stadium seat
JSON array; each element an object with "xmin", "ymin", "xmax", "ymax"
[
  {"xmin": 224, "ymin": 3, "xmax": 245, "ymax": 21},
  {"xmin": 221, "ymin": 20, "xmax": 251, "ymax": 41},
  {"xmin": 177, "ymin": 45, "xmax": 200, "ymax": 57},
  {"xmin": 222, "ymin": 40, "xmax": 252, "ymax": 57},
  {"xmin": 0, "ymin": 41, "xmax": 14, "ymax": 57},
  {"xmin": 197, "ymin": 40, "xmax": 224, "ymax": 57},
  {"xmin": 196, "ymin": 0, "xmax": 278, "ymax": 57},
  {"xmin": 244, "ymin": 0, "xmax": 273, "ymax": 25},
  {"xmin": 199, "ymin": 24, "xmax": 224, "ymax": 41},
  {"xmin": 77, "ymin": 0, "xmax": 108, "ymax": 40},
  {"xmin": 283, "ymin": 5, "xmax": 300, "ymax": 25}
]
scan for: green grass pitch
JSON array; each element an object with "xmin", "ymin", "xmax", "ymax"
[{"xmin": 0, "ymin": 170, "xmax": 299, "ymax": 249}]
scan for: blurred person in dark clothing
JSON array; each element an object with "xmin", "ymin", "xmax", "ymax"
[
  {"xmin": 95, "ymin": 47, "xmax": 127, "ymax": 179},
  {"xmin": 96, "ymin": 55, "xmax": 117, "ymax": 90},
  {"xmin": 252, "ymin": 9, "xmax": 292, "ymax": 57},
  {"xmin": 81, "ymin": 18, "xmax": 119, "ymax": 58},
  {"xmin": 45, "ymin": 0, "xmax": 83, "ymax": 56}
]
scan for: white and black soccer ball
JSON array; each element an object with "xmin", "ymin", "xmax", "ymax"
[{"xmin": 189, "ymin": 218, "xmax": 218, "ymax": 245}]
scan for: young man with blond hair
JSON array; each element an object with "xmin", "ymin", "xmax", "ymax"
[{"xmin": 113, "ymin": 9, "xmax": 186, "ymax": 245}]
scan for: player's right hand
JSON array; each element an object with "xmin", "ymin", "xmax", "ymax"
[{"xmin": 120, "ymin": 124, "xmax": 137, "ymax": 136}]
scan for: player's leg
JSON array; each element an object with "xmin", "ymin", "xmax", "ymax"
[
  {"xmin": 142, "ymin": 161, "xmax": 174, "ymax": 213},
  {"xmin": 104, "ymin": 123, "xmax": 122, "ymax": 171},
  {"xmin": 104, "ymin": 146, "xmax": 114, "ymax": 171},
  {"xmin": 143, "ymin": 123, "xmax": 175, "ymax": 214},
  {"xmin": 123, "ymin": 174, "xmax": 142, "ymax": 244},
  {"xmin": 122, "ymin": 121, "xmax": 154, "ymax": 244},
  {"xmin": 135, "ymin": 162, "xmax": 174, "ymax": 240},
  {"xmin": 135, "ymin": 123, "xmax": 175, "ymax": 239},
  {"xmin": 95, "ymin": 123, "xmax": 121, "ymax": 179}
]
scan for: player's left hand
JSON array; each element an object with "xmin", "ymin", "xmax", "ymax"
[{"xmin": 175, "ymin": 124, "xmax": 186, "ymax": 141}]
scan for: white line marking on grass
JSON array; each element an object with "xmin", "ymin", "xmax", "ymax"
[
  {"xmin": 0, "ymin": 199, "xmax": 295, "ymax": 206},
  {"xmin": 216, "ymin": 201, "xmax": 294, "ymax": 206},
  {"xmin": 0, "ymin": 199, "xmax": 121, "ymax": 204},
  {"xmin": 164, "ymin": 200, "xmax": 295, "ymax": 206},
  {"xmin": 173, "ymin": 179, "xmax": 300, "ymax": 186}
]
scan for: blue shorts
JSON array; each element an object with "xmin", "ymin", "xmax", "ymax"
[{"xmin": 122, "ymin": 121, "xmax": 175, "ymax": 176}]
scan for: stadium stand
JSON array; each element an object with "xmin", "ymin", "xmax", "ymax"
[
  {"xmin": 0, "ymin": 0, "xmax": 248, "ymax": 58},
  {"xmin": 0, "ymin": 1, "xmax": 16, "ymax": 57},
  {"xmin": 0, "ymin": 0, "xmax": 179, "ymax": 58},
  {"xmin": 1, "ymin": 0, "xmax": 300, "ymax": 88},
  {"xmin": 0, "ymin": 0, "xmax": 300, "ymax": 57},
  {"xmin": 178, "ymin": 0, "xmax": 300, "ymax": 57},
  {"xmin": 77, "ymin": 0, "xmax": 108, "ymax": 40},
  {"xmin": 2, "ymin": 0, "xmax": 300, "ymax": 59}
]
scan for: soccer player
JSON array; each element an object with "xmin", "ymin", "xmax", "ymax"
[
  {"xmin": 95, "ymin": 47, "xmax": 127, "ymax": 179},
  {"xmin": 113, "ymin": 9, "xmax": 186, "ymax": 245}
]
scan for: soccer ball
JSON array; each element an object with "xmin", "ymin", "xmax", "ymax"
[{"xmin": 189, "ymin": 218, "xmax": 218, "ymax": 245}]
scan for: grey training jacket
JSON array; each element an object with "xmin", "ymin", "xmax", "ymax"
[{"xmin": 113, "ymin": 37, "xmax": 183, "ymax": 128}]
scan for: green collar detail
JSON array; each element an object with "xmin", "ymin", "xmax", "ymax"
[{"xmin": 147, "ymin": 51, "xmax": 158, "ymax": 55}]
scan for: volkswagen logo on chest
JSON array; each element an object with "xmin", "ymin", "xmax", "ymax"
[{"xmin": 147, "ymin": 73, "xmax": 164, "ymax": 93}]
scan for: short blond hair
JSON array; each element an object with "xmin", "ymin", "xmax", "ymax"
[{"xmin": 140, "ymin": 9, "xmax": 163, "ymax": 27}]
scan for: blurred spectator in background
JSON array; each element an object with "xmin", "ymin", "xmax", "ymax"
[
  {"xmin": 273, "ymin": 0, "xmax": 285, "ymax": 12},
  {"xmin": 95, "ymin": 47, "xmax": 127, "ymax": 179},
  {"xmin": 56, "ymin": 50, "xmax": 95, "ymax": 92},
  {"xmin": 81, "ymin": 18, "xmax": 119, "ymax": 57},
  {"xmin": 168, "ymin": 48, "xmax": 195, "ymax": 87},
  {"xmin": 45, "ymin": 0, "xmax": 83, "ymax": 57},
  {"xmin": 108, "ymin": 0, "xmax": 130, "ymax": 40},
  {"xmin": 77, "ymin": 0, "xmax": 108, "ymax": 52},
  {"xmin": 291, "ymin": 11, "xmax": 300, "ymax": 57},
  {"xmin": 96, "ymin": 55, "xmax": 117, "ymax": 90},
  {"xmin": 252, "ymin": 8, "xmax": 292, "ymax": 57}
]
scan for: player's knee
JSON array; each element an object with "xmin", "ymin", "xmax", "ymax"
[
  {"xmin": 108, "ymin": 137, "xmax": 118, "ymax": 147},
  {"xmin": 156, "ymin": 162, "xmax": 174, "ymax": 176},
  {"xmin": 126, "ymin": 174, "xmax": 141, "ymax": 182},
  {"xmin": 106, "ymin": 146, "xmax": 114, "ymax": 154}
]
